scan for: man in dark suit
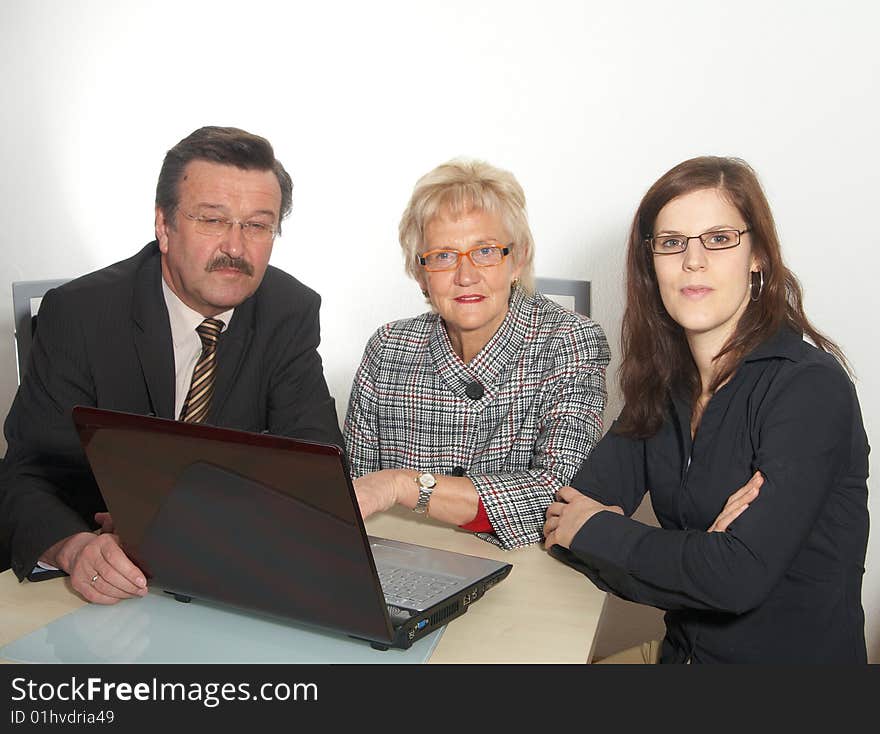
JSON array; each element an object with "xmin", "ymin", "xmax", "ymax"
[{"xmin": 0, "ymin": 126, "xmax": 343, "ymax": 604}]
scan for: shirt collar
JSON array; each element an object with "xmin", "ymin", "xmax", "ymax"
[
  {"xmin": 161, "ymin": 278, "xmax": 233, "ymax": 348},
  {"xmin": 671, "ymin": 325, "xmax": 805, "ymax": 414},
  {"xmin": 742, "ymin": 325, "xmax": 805, "ymax": 364},
  {"xmin": 428, "ymin": 285, "xmax": 533, "ymax": 400}
]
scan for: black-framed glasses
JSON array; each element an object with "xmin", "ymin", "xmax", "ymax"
[
  {"xmin": 647, "ymin": 227, "xmax": 751, "ymax": 255},
  {"xmin": 181, "ymin": 211, "xmax": 277, "ymax": 243},
  {"xmin": 418, "ymin": 243, "xmax": 513, "ymax": 272}
]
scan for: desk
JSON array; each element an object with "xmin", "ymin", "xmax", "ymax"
[{"xmin": 0, "ymin": 506, "xmax": 606, "ymax": 664}]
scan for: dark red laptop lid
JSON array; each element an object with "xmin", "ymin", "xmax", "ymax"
[{"xmin": 71, "ymin": 405, "xmax": 394, "ymax": 645}]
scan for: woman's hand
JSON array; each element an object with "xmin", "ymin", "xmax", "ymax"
[
  {"xmin": 708, "ymin": 471, "xmax": 763, "ymax": 532},
  {"xmin": 352, "ymin": 469, "xmax": 414, "ymax": 519},
  {"xmin": 543, "ymin": 485, "xmax": 623, "ymax": 550}
]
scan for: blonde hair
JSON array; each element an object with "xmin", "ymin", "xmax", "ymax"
[{"xmin": 398, "ymin": 158, "xmax": 535, "ymax": 292}]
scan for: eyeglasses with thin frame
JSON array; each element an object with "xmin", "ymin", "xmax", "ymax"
[
  {"xmin": 418, "ymin": 242, "xmax": 513, "ymax": 272},
  {"xmin": 647, "ymin": 227, "xmax": 751, "ymax": 255},
  {"xmin": 180, "ymin": 211, "xmax": 277, "ymax": 243}
]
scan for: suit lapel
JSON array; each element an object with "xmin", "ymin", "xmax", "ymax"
[
  {"xmin": 131, "ymin": 248, "xmax": 176, "ymax": 419},
  {"xmin": 209, "ymin": 295, "xmax": 255, "ymax": 423}
]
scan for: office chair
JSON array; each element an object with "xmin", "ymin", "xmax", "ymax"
[
  {"xmin": 12, "ymin": 278, "xmax": 70, "ymax": 383},
  {"xmin": 534, "ymin": 277, "xmax": 591, "ymax": 317}
]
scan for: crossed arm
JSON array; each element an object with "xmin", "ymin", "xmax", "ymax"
[{"xmin": 543, "ymin": 471, "xmax": 764, "ymax": 549}]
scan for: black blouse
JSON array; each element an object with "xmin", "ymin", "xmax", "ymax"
[{"xmin": 552, "ymin": 328, "xmax": 870, "ymax": 663}]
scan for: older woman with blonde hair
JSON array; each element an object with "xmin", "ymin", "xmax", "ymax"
[{"xmin": 344, "ymin": 158, "xmax": 610, "ymax": 549}]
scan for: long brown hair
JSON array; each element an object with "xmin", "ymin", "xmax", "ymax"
[{"xmin": 616, "ymin": 156, "xmax": 848, "ymax": 438}]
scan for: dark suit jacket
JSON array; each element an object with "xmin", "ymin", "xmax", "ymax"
[{"xmin": 1, "ymin": 242, "xmax": 343, "ymax": 579}]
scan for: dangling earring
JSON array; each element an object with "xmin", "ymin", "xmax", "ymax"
[
  {"xmin": 750, "ymin": 270, "xmax": 764, "ymax": 301},
  {"xmin": 421, "ymin": 289, "xmax": 430, "ymax": 299},
  {"xmin": 511, "ymin": 278, "xmax": 520, "ymax": 291}
]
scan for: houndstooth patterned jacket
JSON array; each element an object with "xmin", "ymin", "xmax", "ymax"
[{"xmin": 343, "ymin": 286, "xmax": 610, "ymax": 549}]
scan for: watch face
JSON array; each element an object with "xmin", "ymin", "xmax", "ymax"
[{"xmin": 418, "ymin": 472, "xmax": 436, "ymax": 488}]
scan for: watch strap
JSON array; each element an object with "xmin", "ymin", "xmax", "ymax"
[{"xmin": 413, "ymin": 472, "xmax": 436, "ymax": 514}]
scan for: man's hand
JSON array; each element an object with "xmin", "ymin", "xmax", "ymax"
[
  {"xmin": 708, "ymin": 471, "xmax": 763, "ymax": 532},
  {"xmin": 543, "ymin": 486, "xmax": 623, "ymax": 550},
  {"xmin": 50, "ymin": 532, "xmax": 148, "ymax": 605},
  {"xmin": 94, "ymin": 512, "xmax": 114, "ymax": 534}
]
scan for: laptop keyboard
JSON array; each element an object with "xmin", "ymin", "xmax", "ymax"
[{"xmin": 377, "ymin": 565, "xmax": 460, "ymax": 609}]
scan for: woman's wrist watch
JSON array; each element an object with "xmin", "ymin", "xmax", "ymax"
[{"xmin": 413, "ymin": 472, "xmax": 437, "ymax": 514}]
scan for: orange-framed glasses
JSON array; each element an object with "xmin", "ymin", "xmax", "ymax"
[{"xmin": 418, "ymin": 243, "xmax": 513, "ymax": 272}]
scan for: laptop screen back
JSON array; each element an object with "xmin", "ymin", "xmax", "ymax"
[{"xmin": 72, "ymin": 406, "xmax": 394, "ymax": 644}]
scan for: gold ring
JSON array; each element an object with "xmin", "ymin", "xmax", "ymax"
[{"xmin": 91, "ymin": 574, "xmax": 99, "ymax": 584}]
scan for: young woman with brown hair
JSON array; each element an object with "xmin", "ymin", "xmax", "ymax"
[{"xmin": 544, "ymin": 157, "xmax": 869, "ymax": 663}]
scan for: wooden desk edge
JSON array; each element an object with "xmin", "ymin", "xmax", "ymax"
[{"xmin": 0, "ymin": 509, "xmax": 606, "ymax": 664}]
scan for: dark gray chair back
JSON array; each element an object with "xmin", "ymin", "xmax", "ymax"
[
  {"xmin": 534, "ymin": 277, "xmax": 590, "ymax": 317},
  {"xmin": 12, "ymin": 279, "xmax": 70, "ymax": 383}
]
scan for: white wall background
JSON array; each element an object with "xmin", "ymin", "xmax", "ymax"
[{"xmin": 1, "ymin": 0, "xmax": 877, "ymax": 661}]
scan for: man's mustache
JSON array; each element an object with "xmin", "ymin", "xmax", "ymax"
[{"xmin": 206, "ymin": 255, "xmax": 254, "ymax": 276}]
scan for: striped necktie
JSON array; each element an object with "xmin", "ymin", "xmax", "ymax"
[{"xmin": 179, "ymin": 318, "xmax": 224, "ymax": 423}]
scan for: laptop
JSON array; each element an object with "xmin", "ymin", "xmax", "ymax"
[{"xmin": 71, "ymin": 406, "xmax": 512, "ymax": 650}]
